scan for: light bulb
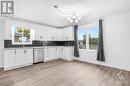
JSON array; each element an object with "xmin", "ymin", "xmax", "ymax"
[
  {"xmin": 78, "ymin": 17, "xmax": 81, "ymax": 20},
  {"xmin": 75, "ymin": 19, "xmax": 79, "ymax": 23},
  {"xmin": 72, "ymin": 15, "xmax": 76, "ymax": 19}
]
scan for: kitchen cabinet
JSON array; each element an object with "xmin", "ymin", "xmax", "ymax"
[
  {"xmin": 62, "ymin": 27, "xmax": 74, "ymax": 41},
  {"xmin": 44, "ymin": 47, "xmax": 59, "ymax": 62},
  {"xmin": 4, "ymin": 48, "xmax": 33, "ymax": 70},
  {"xmin": 16, "ymin": 49, "xmax": 25, "ymax": 66},
  {"xmin": 52, "ymin": 29, "xmax": 62, "ymax": 41},
  {"xmin": 23, "ymin": 49, "xmax": 33, "ymax": 65},
  {"xmin": 4, "ymin": 49, "xmax": 16, "ymax": 69},
  {"xmin": 4, "ymin": 20, "xmax": 74, "ymax": 41},
  {"xmin": 44, "ymin": 46, "xmax": 74, "ymax": 62},
  {"xmin": 34, "ymin": 28, "xmax": 62, "ymax": 41},
  {"xmin": 60, "ymin": 47, "xmax": 74, "ymax": 61},
  {"xmin": 34, "ymin": 28, "xmax": 43, "ymax": 41},
  {"xmin": 16, "ymin": 49, "xmax": 33, "ymax": 66}
]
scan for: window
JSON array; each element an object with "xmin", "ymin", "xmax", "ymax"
[
  {"xmin": 78, "ymin": 23, "xmax": 99, "ymax": 50},
  {"xmin": 12, "ymin": 26, "xmax": 34, "ymax": 44}
]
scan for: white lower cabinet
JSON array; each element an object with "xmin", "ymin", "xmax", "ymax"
[
  {"xmin": 4, "ymin": 47, "xmax": 73, "ymax": 70},
  {"xmin": 60, "ymin": 47, "xmax": 74, "ymax": 61},
  {"xmin": 4, "ymin": 49, "xmax": 33, "ymax": 71},
  {"xmin": 16, "ymin": 49, "xmax": 33, "ymax": 66},
  {"xmin": 44, "ymin": 47, "xmax": 59, "ymax": 62},
  {"xmin": 16, "ymin": 49, "xmax": 25, "ymax": 66},
  {"xmin": 44, "ymin": 47, "xmax": 73, "ymax": 62},
  {"xmin": 4, "ymin": 50, "xmax": 16, "ymax": 69}
]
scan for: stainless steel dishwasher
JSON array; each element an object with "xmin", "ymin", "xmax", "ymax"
[{"xmin": 33, "ymin": 48, "xmax": 44, "ymax": 63}]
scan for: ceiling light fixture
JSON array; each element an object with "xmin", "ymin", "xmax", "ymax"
[
  {"xmin": 54, "ymin": 5, "xmax": 82, "ymax": 24},
  {"xmin": 67, "ymin": 13, "xmax": 82, "ymax": 24}
]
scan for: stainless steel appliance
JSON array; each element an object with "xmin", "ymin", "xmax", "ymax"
[{"xmin": 33, "ymin": 48, "xmax": 44, "ymax": 63}]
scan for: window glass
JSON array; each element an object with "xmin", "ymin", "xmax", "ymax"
[
  {"xmin": 23, "ymin": 28, "xmax": 30, "ymax": 43},
  {"xmin": 78, "ymin": 28, "xmax": 87, "ymax": 49},
  {"xmin": 78, "ymin": 23, "xmax": 99, "ymax": 50},
  {"xmin": 14, "ymin": 27, "xmax": 22, "ymax": 43},
  {"xmin": 12, "ymin": 26, "xmax": 33, "ymax": 44},
  {"xmin": 88, "ymin": 27, "xmax": 99, "ymax": 50}
]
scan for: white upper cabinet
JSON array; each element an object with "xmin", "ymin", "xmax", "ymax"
[
  {"xmin": 4, "ymin": 20, "xmax": 74, "ymax": 41},
  {"xmin": 34, "ymin": 28, "xmax": 43, "ymax": 41},
  {"xmin": 52, "ymin": 29, "xmax": 62, "ymax": 41},
  {"xmin": 34, "ymin": 25, "xmax": 62, "ymax": 41},
  {"xmin": 5, "ymin": 20, "xmax": 14, "ymax": 40},
  {"xmin": 62, "ymin": 26, "xmax": 74, "ymax": 41},
  {"xmin": 33, "ymin": 25, "xmax": 73, "ymax": 41}
]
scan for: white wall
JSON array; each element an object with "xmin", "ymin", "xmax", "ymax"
[
  {"xmin": 77, "ymin": 11, "xmax": 130, "ymax": 71},
  {"xmin": 0, "ymin": 20, "xmax": 4, "ymax": 68}
]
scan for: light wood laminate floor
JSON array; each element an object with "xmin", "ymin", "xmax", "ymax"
[{"xmin": 0, "ymin": 60, "xmax": 130, "ymax": 86}]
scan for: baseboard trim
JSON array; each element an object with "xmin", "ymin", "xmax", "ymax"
[
  {"xmin": 4, "ymin": 63, "xmax": 33, "ymax": 71},
  {"xmin": 74, "ymin": 58, "xmax": 130, "ymax": 72},
  {"xmin": 44, "ymin": 58, "xmax": 60, "ymax": 62}
]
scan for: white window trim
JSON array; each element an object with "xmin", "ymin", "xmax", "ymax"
[
  {"xmin": 12, "ymin": 26, "xmax": 33, "ymax": 45},
  {"xmin": 78, "ymin": 23, "xmax": 99, "ymax": 51}
]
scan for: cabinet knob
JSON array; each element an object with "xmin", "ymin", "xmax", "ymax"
[
  {"xmin": 52, "ymin": 37, "xmax": 54, "ymax": 40},
  {"xmin": 66, "ymin": 37, "xmax": 67, "ymax": 39},
  {"xmin": 41, "ymin": 36, "xmax": 42, "ymax": 39}
]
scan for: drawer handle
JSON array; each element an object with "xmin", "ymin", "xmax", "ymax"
[{"xmin": 41, "ymin": 36, "xmax": 42, "ymax": 39}]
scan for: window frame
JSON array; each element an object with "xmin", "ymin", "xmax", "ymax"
[
  {"xmin": 78, "ymin": 22, "xmax": 99, "ymax": 51},
  {"xmin": 12, "ymin": 26, "xmax": 34, "ymax": 45}
]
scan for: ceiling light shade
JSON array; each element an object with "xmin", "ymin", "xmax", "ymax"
[{"xmin": 67, "ymin": 15, "xmax": 82, "ymax": 24}]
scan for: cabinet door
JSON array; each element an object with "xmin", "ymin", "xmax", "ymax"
[
  {"xmin": 34, "ymin": 28, "xmax": 43, "ymax": 40},
  {"xmin": 62, "ymin": 29, "xmax": 67, "ymax": 41},
  {"xmin": 4, "ymin": 50, "xmax": 16, "ymax": 69},
  {"xmin": 48, "ymin": 47, "xmax": 57, "ymax": 58},
  {"xmin": 5, "ymin": 21, "xmax": 12, "ymax": 40},
  {"xmin": 45, "ymin": 31, "xmax": 53, "ymax": 41},
  {"xmin": 42, "ymin": 29, "xmax": 50, "ymax": 41},
  {"xmin": 61, "ymin": 47, "xmax": 73, "ymax": 61},
  {"xmin": 16, "ymin": 49, "xmax": 25, "ymax": 66},
  {"xmin": 16, "ymin": 49, "xmax": 33, "ymax": 66},
  {"xmin": 62, "ymin": 27, "xmax": 74, "ymax": 41},
  {"xmin": 44, "ymin": 47, "xmax": 59, "ymax": 61},
  {"xmin": 23, "ymin": 49, "xmax": 33, "ymax": 64},
  {"xmin": 67, "ymin": 27, "xmax": 74, "ymax": 40},
  {"xmin": 53, "ymin": 30, "xmax": 62, "ymax": 41}
]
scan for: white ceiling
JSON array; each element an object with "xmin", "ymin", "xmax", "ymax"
[{"xmin": 7, "ymin": 0, "xmax": 130, "ymax": 27}]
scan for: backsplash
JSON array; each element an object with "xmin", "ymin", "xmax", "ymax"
[
  {"xmin": 4, "ymin": 40, "xmax": 33, "ymax": 48},
  {"xmin": 4, "ymin": 40, "xmax": 74, "ymax": 48}
]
